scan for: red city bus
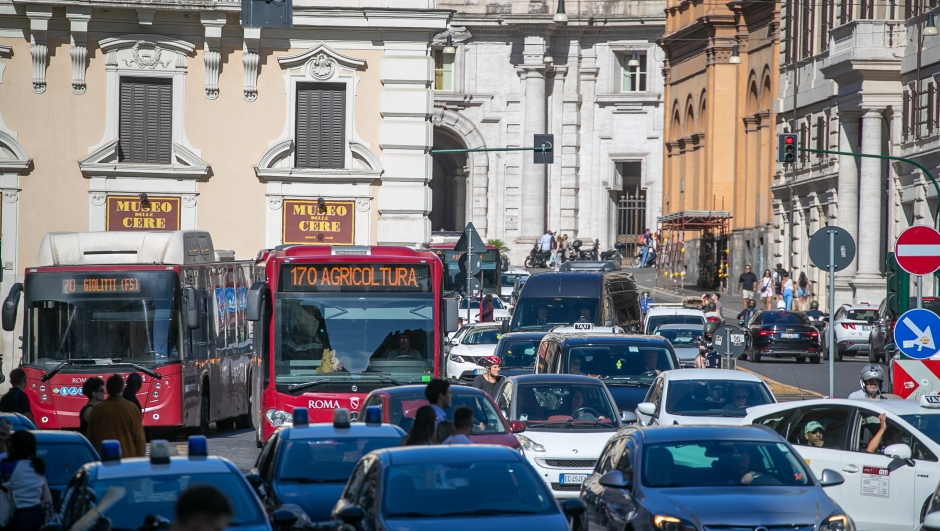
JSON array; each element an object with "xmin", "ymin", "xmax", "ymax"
[
  {"xmin": 1, "ymin": 231, "xmax": 254, "ymax": 433},
  {"xmin": 247, "ymin": 245, "xmax": 457, "ymax": 444}
]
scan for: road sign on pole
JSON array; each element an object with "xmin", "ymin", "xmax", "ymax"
[
  {"xmin": 895, "ymin": 225, "xmax": 940, "ymax": 276},
  {"xmin": 713, "ymin": 325, "xmax": 747, "ymax": 369},
  {"xmin": 809, "ymin": 226, "xmax": 857, "ymax": 398},
  {"xmin": 894, "ymin": 308, "xmax": 940, "ymax": 360}
]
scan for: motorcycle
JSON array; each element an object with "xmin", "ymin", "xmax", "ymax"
[
  {"xmin": 524, "ymin": 243, "xmax": 550, "ymax": 268},
  {"xmin": 570, "ymin": 240, "xmax": 596, "ymax": 261},
  {"xmin": 600, "ymin": 242, "xmax": 627, "ymax": 262},
  {"xmin": 632, "ymin": 247, "xmax": 657, "ymax": 268}
]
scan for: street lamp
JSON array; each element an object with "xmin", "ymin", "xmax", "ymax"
[
  {"xmin": 627, "ymin": 50, "xmax": 640, "ymax": 67},
  {"xmin": 543, "ymin": 46, "xmax": 554, "ymax": 64},
  {"xmin": 443, "ymin": 34, "xmax": 456, "ymax": 54},
  {"xmin": 553, "ymin": 0, "xmax": 568, "ymax": 23},
  {"xmin": 926, "ymin": 13, "xmax": 939, "ymax": 36},
  {"xmin": 729, "ymin": 44, "xmax": 742, "ymax": 64}
]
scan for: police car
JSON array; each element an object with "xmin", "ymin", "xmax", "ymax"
[
  {"xmin": 249, "ymin": 407, "xmax": 405, "ymax": 527},
  {"xmin": 743, "ymin": 396, "xmax": 940, "ymax": 531},
  {"xmin": 57, "ymin": 436, "xmax": 276, "ymax": 531}
]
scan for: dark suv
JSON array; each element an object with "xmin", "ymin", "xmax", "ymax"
[{"xmin": 869, "ymin": 296, "xmax": 940, "ymax": 363}]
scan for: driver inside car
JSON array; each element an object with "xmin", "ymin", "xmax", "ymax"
[
  {"xmin": 642, "ymin": 350, "xmax": 662, "ymax": 375},
  {"xmin": 714, "ymin": 446, "xmax": 764, "ymax": 485},
  {"xmin": 564, "ymin": 388, "xmax": 607, "ymax": 421},
  {"xmin": 387, "ymin": 333, "xmax": 421, "ymax": 359}
]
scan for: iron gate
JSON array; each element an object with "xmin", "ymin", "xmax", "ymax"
[{"xmin": 617, "ymin": 195, "xmax": 646, "ymax": 258}]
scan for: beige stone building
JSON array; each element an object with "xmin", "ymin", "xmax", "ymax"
[{"xmin": 660, "ymin": 0, "xmax": 778, "ymax": 287}]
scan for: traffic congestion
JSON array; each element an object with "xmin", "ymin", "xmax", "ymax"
[{"xmin": 2, "ymin": 229, "xmax": 940, "ymax": 531}]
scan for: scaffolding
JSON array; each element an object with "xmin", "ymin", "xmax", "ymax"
[{"xmin": 656, "ymin": 210, "xmax": 732, "ymax": 293}]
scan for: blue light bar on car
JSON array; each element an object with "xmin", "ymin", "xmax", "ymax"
[
  {"xmin": 101, "ymin": 440, "xmax": 121, "ymax": 462},
  {"xmin": 364, "ymin": 406, "xmax": 382, "ymax": 426},
  {"xmin": 188, "ymin": 435, "xmax": 208, "ymax": 457},
  {"xmin": 333, "ymin": 408, "xmax": 350, "ymax": 429},
  {"xmin": 293, "ymin": 408, "xmax": 309, "ymax": 426}
]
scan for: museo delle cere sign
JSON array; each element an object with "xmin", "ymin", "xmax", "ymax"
[
  {"xmin": 106, "ymin": 196, "xmax": 181, "ymax": 231},
  {"xmin": 282, "ymin": 200, "xmax": 355, "ymax": 246}
]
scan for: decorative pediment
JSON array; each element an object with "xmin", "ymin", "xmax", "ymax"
[
  {"xmin": 278, "ymin": 42, "xmax": 366, "ymax": 79},
  {"xmin": 78, "ymin": 139, "xmax": 209, "ymax": 178},
  {"xmin": 99, "ymin": 35, "xmax": 195, "ymax": 72},
  {"xmin": 0, "ymin": 130, "xmax": 30, "ymax": 172},
  {"xmin": 254, "ymin": 140, "xmax": 382, "ymax": 183}
]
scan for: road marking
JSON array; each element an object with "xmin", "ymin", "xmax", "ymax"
[{"xmin": 736, "ymin": 366, "xmax": 825, "ymax": 401}]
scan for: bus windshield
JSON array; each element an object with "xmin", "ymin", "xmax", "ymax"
[
  {"xmin": 274, "ymin": 293, "xmax": 435, "ymax": 383},
  {"xmin": 24, "ymin": 271, "xmax": 179, "ymax": 367}
]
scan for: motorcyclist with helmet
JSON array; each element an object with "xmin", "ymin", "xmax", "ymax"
[
  {"xmin": 471, "ymin": 356, "xmax": 505, "ymax": 398},
  {"xmin": 848, "ymin": 364, "xmax": 887, "ymax": 399},
  {"xmin": 737, "ymin": 299, "xmax": 758, "ymax": 325},
  {"xmin": 695, "ymin": 322, "xmax": 722, "ymax": 368},
  {"xmin": 805, "ymin": 300, "xmax": 825, "ymax": 321}
]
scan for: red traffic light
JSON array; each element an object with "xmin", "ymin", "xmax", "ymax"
[{"xmin": 784, "ymin": 136, "xmax": 794, "ymax": 144}]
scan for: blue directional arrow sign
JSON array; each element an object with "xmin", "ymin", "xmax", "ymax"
[{"xmin": 894, "ymin": 308, "xmax": 940, "ymax": 360}]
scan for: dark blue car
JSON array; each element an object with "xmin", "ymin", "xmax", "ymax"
[
  {"xmin": 332, "ymin": 445, "xmax": 585, "ymax": 531},
  {"xmin": 493, "ymin": 332, "xmax": 546, "ymax": 376},
  {"xmin": 250, "ymin": 408, "xmax": 405, "ymax": 526}
]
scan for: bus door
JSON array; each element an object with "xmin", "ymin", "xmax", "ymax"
[{"xmin": 182, "ymin": 283, "xmax": 210, "ymax": 427}]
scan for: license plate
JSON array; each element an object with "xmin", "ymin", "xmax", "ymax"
[
  {"xmin": 780, "ymin": 333, "xmax": 799, "ymax": 339},
  {"xmin": 861, "ymin": 326, "xmax": 870, "ymax": 331},
  {"xmin": 474, "ymin": 368, "xmax": 485, "ymax": 375},
  {"xmin": 560, "ymin": 474, "xmax": 586, "ymax": 485}
]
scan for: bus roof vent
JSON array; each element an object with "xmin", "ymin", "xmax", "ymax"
[
  {"xmin": 37, "ymin": 231, "xmax": 216, "ymax": 266},
  {"xmin": 331, "ymin": 246, "xmax": 371, "ymax": 256}
]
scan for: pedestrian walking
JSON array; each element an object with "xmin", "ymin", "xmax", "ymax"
[
  {"xmin": 781, "ymin": 272, "xmax": 794, "ymax": 311},
  {"xmin": 424, "ymin": 379, "xmax": 452, "ymax": 425},
  {"xmin": 0, "ymin": 418, "xmax": 13, "ymax": 460},
  {"xmin": 480, "ymin": 294, "xmax": 495, "ymax": 322},
  {"xmin": 711, "ymin": 293, "xmax": 723, "ymax": 316},
  {"xmin": 639, "ymin": 229, "xmax": 652, "ymax": 268},
  {"xmin": 400, "ymin": 405, "xmax": 436, "ymax": 446},
  {"xmin": 471, "ymin": 356, "xmax": 504, "ymax": 398},
  {"xmin": 0, "ymin": 369, "xmax": 34, "ymax": 424},
  {"xmin": 540, "ymin": 230, "xmax": 553, "ymax": 264},
  {"xmin": 86, "ymin": 374, "xmax": 146, "ymax": 458},
  {"xmin": 797, "ymin": 272, "xmax": 810, "ymax": 311},
  {"xmin": 79, "ymin": 377, "xmax": 105, "ymax": 436},
  {"xmin": 171, "ymin": 485, "xmax": 233, "ymax": 531},
  {"xmin": 433, "ymin": 420, "xmax": 455, "ymax": 444},
  {"xmin": 442, "ymin": 407, "xmax": 474, "ymax": 445},
  {"xmin": 122, "ymin": 372, "xmax": 143, "ymax": 415},
  {"xmin": 737, "ymin": 265, "xmax": 758, "ymax": 309},
  {"xmin": 1, "ymin": 431, "xmax": 54, "ymax": 531},
  {"xmin": 554, "ymin": 233, "xmax": 565, "ymax": 271},
  {"xmin": 759, "ymin": 269, "xmax": 775, "ymax": 310}
]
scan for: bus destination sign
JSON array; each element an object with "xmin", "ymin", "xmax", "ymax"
[
  {"xmin": 62, "ymin": 277, "xmax": 142, "ymax": 294},
  {"xmin": 280, "ymin": 264, "xmax": 431, "ymax": 292}
]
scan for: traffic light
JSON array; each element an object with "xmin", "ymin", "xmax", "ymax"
[
  {"xmin": 777, "ymin": 133, "xmax": 797, "ymax": 163},
  {"xmin": 886, "ymin": 252, "xmax": 910, "ymax": 316},
  {"xmin": 534, "ymin": 134, "xmax": 554, "ymax": 164}
]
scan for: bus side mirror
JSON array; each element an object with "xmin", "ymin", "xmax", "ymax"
[
  {"xmin": 246, "ymin": 282, "xmax": 268, "ymax": 322},
  {"xmin": 182, "ymin": 287, "xmax": 200, "ymax": 329},
  {"xmin": 2, "ymin": 283, "xmax": 22, "ymax": 332},
  {"xmin": 444, "ymin": 298, "xmax": 459, "ymax": 333}
]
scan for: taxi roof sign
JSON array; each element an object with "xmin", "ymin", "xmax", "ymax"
[
  {"xmin": 920, "ymin": 395, "xmax": 940, "ymax": 408},
  {"xmin": 573, "ymin": 322, "xmax": 593, "ymax": 330}
]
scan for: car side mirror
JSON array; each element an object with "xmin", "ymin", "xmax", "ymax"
[
  {"xmin": 510, "ymin": 420, "xmax": 526, "ymax": 433},
  {"xmin": 885, "ymin": 443, "xmax": 912, "ymax": 461},
  {"xmin": 245, "ymin": 473, "xmax": 262, "ymax": 489},
  {"xmin": 637, "ymin": 402, "xmax": 657, "ymax": 417},
  {"xmin": 560, "ymin": 498, "xmax": 586, "ymax": 517},
  {"xmin": 621, "ymin": 411, "xmax": 637, "ymax": 424},
  {"xmin": 818, "ymin": 469, "xmax": 845, "ymax": 487},
  {"xmin": 337, "ymin": 505, "xmax": 364, "ymax": 525},
  {"xmin": 598, "ymin": 470, "xmax": 631, "ymax": 489},
  {"xmin": 272, "ymin": 509, "xmax": 298, "ymax": 530},
  {"xmin": 444, "ymin": 298, "xmax": 460, "ymax": 333},
  {"xmin": 923, "ymin": 511, "xmax": 940, "ymax": 531},
  {"xmin": 885, "ymin": 343, "xmax": 898, "ymax": 353}
]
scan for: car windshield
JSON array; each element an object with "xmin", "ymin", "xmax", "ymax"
[
  {"xmin": 641, "ymin": 441, "xmax": 812, "ymax": 488},
  {"xmin": 502, "ymin": 274, "xmax": 526, "ymax": 287},
  {"xmin": 276, "ymin": 437, "xmax": 402, "ymax": 483},
  {"xmin": 383, "ymin": 461, "xmax": 554, "ymax": 517},
  {"xmin": 761, "ymin": 312, "xmax": 811, "ymax": 325},
  {"xmin": 25, "ymin": 271, "xmax": 181, "ymax": 367},
  {"xmin": 646, "ymin": 315, "xmax": 705, "ymax": 332},
  {"xmin": 461, "ymin": 328, "xmax": 501, "ymax": 345},
  {"xmin": 900, "ymin": 413, "xmax": 940, "ymax": 446},
  {"xmin": 845, "ymin": 309, "xmax": 877, "ymax": 321},
  {"xmin": 654, "ymin": 328, "xmax": 702, "ymax": 346},
  {"xmin": 39, "ymin": 442, "xmax": 97, "ymax": 488},
  {"xmin": 497, "ymin": 339, "xmax": 541, "ymax": 369},
  {"xmin": 513, "ymin": 383, "xmax": 619, "ymax": 428},
  {"xmin": 87, "ymin": 472, "xmax": 266, "ymax": 529},
  {"xmin": 564, "ymin": 344, "xmax": 676, "ymax": 382},
  {"xmin": 459, "ymin": 298, "xmax": 504, "ymax": 309},
  {"xmin": 274, "ymin": 292, "xmax": 434, "ymax": 383},
  {"xmin": 665, "ymin": 380, "xmax": 774, "ymax": 417},
  {"xmin": 387, "ymin": 392, "xmax": 507, "ymax": 434},
  {"xmin": 512, "ymin": 298, "xmax": 600, "ymax": 330}
]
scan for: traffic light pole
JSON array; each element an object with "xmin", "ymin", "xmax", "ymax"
[{"xmin": 431, "ymin": 142, "xmax": 553, "ymax": 155}]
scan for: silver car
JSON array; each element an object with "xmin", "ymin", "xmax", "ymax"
[{"xmin": 651, "ymin": 323, "xmax": 704, "ymax": 368}]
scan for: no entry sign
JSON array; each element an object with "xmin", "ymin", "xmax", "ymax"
[{"xmin": 896, "ymin": 225, "xmax": 940, "ymax": 275}]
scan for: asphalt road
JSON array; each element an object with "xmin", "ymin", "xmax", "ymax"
[{"xmin": 153, "ymin": 426, "xmax": 259, "ymax": 472}]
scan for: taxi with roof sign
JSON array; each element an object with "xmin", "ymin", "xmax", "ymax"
[
  {"xmin": 548, "ymin": 322, "xmax": 625, "ymax": 335},
  {"xmin": 248, "ymin": 407, "xmax": 405, "ymax": 528},
  {"xmin": 56, "ymin": 436, "xmax": 280, "ymax": 531},
  {"xmin": 743, "ymin": 395, "xmax": 940, "ymax": 531}
]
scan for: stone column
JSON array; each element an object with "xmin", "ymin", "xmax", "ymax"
[
  {"xmin": 855, "ymin": 109, "xmax": 883, "ymax": 279},
  {"xmin": 836, "ymin": 111, "xmax": 860, "ymax": 278},
  {"xmin": 453, "ymin": 167, "xmax": 467, "ymax": 229},
  {"xmin": 520, "ymin": 33, "xmax": 547, "ymax": 241}
]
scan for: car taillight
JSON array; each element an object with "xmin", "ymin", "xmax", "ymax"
[
  {"xmin": 759, "ymin": 330, "xmax": 773, "ymax": 336},
  {"xmin": 841, "ymin": 323, "xmax": 856, "ymax": 330},
  {"xmin": 707, "ymin": 317, "xmax": 720, "ymax": 322},
  {"xmin": 807, "ymin": 331, "xmax": 818, "ymax": 338}
]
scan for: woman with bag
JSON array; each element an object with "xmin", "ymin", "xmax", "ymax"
[{"xmin": 1, "ymin": 431, "xmax": 54, "ymax": 531}]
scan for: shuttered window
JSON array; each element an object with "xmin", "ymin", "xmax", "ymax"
[
  {"xmin": 119, "ymin": 78, "xmax": 172, "ymax": 164},
  {"xmin": 295, "ymin": 84, "xmax": 345, "ymax": 169}
]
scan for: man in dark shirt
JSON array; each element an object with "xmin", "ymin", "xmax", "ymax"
[
  {"xmin": 737, "ymin": 265, "xmax": 759, "ymax": 309},
  {"xmin": 122, "ymin": 372, "xmax": 143, "ymax": 415},
  {"xmin": 0, "ymin": 368, "xmax": 34, "ymax": 423},
  {"xmin": 471, "ymin": 356, "xmax": 504, "ymax": 398}
]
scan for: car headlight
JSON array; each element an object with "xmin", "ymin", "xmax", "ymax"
[
  {"xmin": 449, "ymin": 354, "xmax": 466, "ymax": 363},
  {"xmin": 821, "ymin": 514, "xmax": 855, "ymax": 531},
  {"xmin": 652, "ymin": 515, "xmax": 693, "ymax": 531},
  {"xmin": 265, "ymin": 409, "xmax": 293, "ymax": 427},
  {"xmin": 514, "ymin": 434, "xmax": 545, "ymax": 452}
]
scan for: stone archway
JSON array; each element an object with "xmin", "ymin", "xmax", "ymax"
[{"xmin": 430, "ymin": 108, "xmax": 488, "ymax": 234}]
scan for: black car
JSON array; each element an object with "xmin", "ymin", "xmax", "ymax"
[
  {"xmin": 34, "ymin": 430, "xmax": 99, "ymax": 509},
  {"xmin": 742, "ymin": 310, "xmax": 821, "ymax": 363},
  {"xmin": 509, "ymin": 271, "xmax": 641, "ymax": 332},
  {"xmin": 870, "ymin": 296, "xmax": 940, "ymax": 363},
  {"xmin": 579, "ymin": 425, "xmax": 850, "ymax": 531},
  {"xmin": 493, "ymin": 332, "xmax": 546, "ymax": 376}
]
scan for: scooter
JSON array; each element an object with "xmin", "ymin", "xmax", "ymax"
[
  {"xmin": 570, "ymin": 240, "xmax": 596, "ymax": 261},
  {"xmin": 632, "ymin": 247, "xmax": 657, "ymax": 268},
  {"xmin": 524, "ymin": 243, "xmax": 550, "ymax": 268},
  {"xmin": 600, "ymin": 242, "xmax": 626, "ymax": 262}
]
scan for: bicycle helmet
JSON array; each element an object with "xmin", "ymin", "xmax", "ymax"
[
  {"xmin": 703, "ymin": 322, "xmax": 719, "ymax": 336},
  {"xmin": 482, "ymin": 356, "xmax": 502, "ymax": 367},
  {"xmin": 859, "ymin": 364, "xmax": 885, "ymax": 397},
  {"xmin": 810, "ymin": 301, "xmax": 819, "ymax": 309}
]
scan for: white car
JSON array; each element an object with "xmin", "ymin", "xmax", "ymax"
[
  {"xmin": 643, "ymin": 305, "xmax": 705, "ymax": 334},
  {"xmin": 458, "ymin": 296, "xmax": 511, "ymax": 324},
  {"xmin": 501, "ymin": 269, "xmax": 529, "ymax": 307},
  {"xmin": 827, "ymin": 303, "xmax": 878, "ymax": 361},
  {"xmin": 495, "ymin": 373, "xmax": 624, "ymax": 498},
  {"xmin": 635, "ymin": 369, "xmax": 776, "ymax": 426},
  {"xmin": 743, "ymin": 396, "xmax": 940, "ymax": 531},
  {"xmin": 446, "ymin": 323, "xmax": 502, "ymax": 382}
]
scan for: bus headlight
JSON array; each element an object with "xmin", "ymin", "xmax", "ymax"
[{"xmin": 265, "ymin": 409, "xmax": 293, "ymax": 427}]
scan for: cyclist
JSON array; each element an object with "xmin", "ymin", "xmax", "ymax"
[
  {"xmin": 847, "ymin": 364, "xmax": 887, "ymax": 400},
  {"xmin": 471, "ymin": 356, "xmax": 504, "ymax": 398},
  {"xmin": 695, "ymin": 322, "xmax": 721, "ymax": 368}
]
